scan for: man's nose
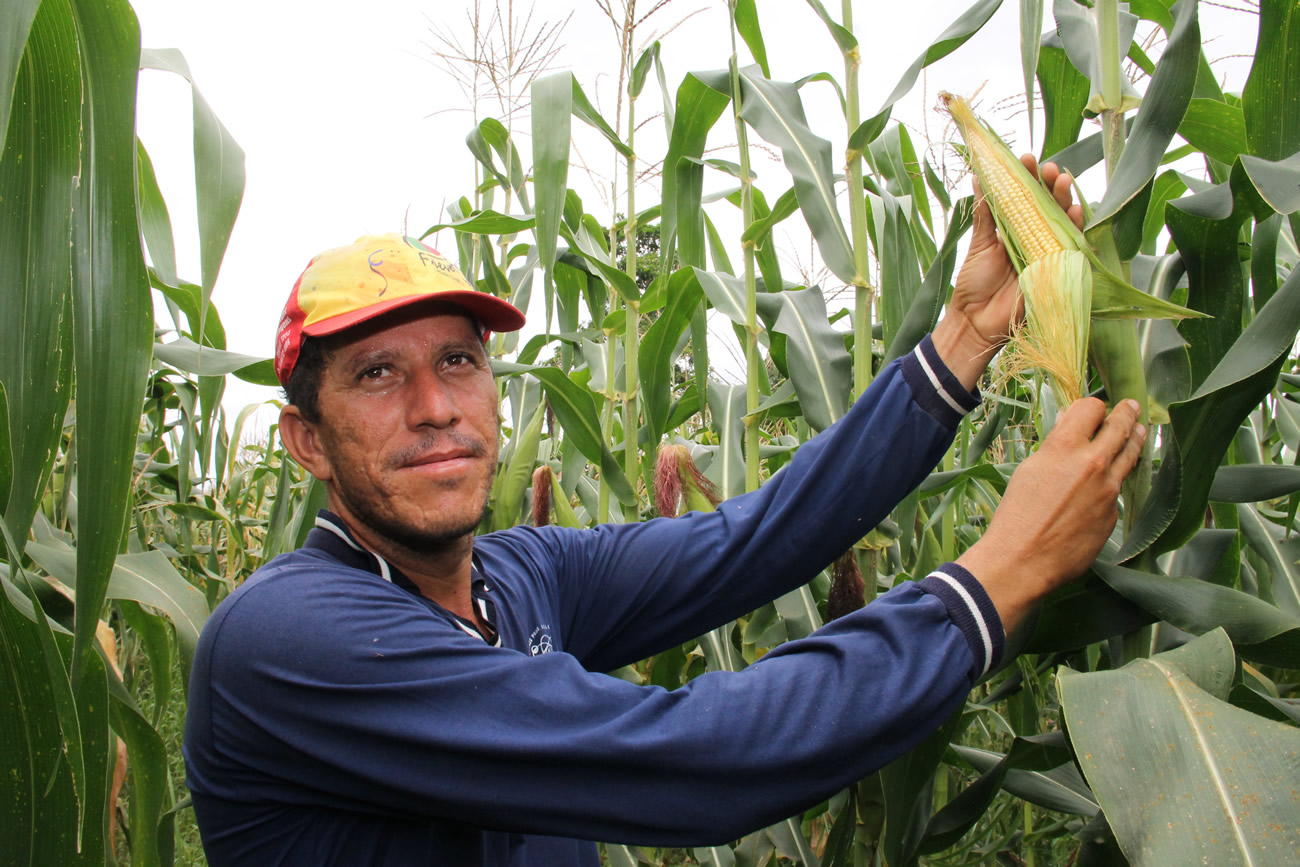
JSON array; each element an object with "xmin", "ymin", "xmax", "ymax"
[{"xmin": 406, "ymin": 367, "xmax": 459, "ymax": 428}]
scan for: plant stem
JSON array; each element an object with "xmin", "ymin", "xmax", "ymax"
[
  {"xmin": 623, "ymin": 66, "xmax": 641, "ymax": 520},
  {"xmin": 842, "ymin": 0, "xmax": 874, "ymax": 399}
]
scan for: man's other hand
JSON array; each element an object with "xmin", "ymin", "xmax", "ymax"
[
  {"xmin": 932, "ymin": 158, "xmax": 1084, "ymax": 391},
  {"xmin": 956, "ymin": 397, "xmax": 1147, "ymax": 634}
]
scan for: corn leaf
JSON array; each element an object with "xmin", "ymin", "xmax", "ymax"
[
  {"xmin": 755, "ymin": 287, "xmax": 850, "ymax": 433},
  {"xmin": 738, "ymin": 67, "xmax": 856, "ymax": 285},
  {"xmin": 1242, "ymin": 0, "xmax": 1300, "ymax": 160},
  {"xmin": 532, "ymin": 72, "xmax": 571, "ymax": 334},
  {"xmin": 661, "ymin": 70, "xmax": 731, "ymax": 269},
  {"xmin": 1060, "ymin": 630, "xmax": 1300, "ymax": 866},
  {"xmin": 706, "ymin": 382, "xmax": 746, "ymax": 500}
]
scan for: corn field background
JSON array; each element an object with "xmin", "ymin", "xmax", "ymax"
[{"xmin": 2, "ymin": 0, "xmax": 1299, "ymax": 864}]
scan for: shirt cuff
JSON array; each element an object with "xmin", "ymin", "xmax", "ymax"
[
  {"xmin": 901, "ymin": 334, "xmax": 982, "ymax": 429},
  {"xmin": 918, "ymin": 562, "xmax": 1005, "ymax": 680}
]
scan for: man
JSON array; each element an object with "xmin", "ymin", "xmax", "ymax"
[{"xmin": 185, "ymin": 162, "xmax": 1145, "ymax": 865}]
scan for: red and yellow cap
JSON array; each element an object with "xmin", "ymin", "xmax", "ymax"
[{"xmin": 274, "ymin": 233, "xmax": 526, "ymax": 385}]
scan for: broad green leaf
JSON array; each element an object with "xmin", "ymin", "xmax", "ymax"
[
  {"xmin": 27, "ymin": 541, "xmax": 210, "ymax": 666},
  {"xmin": 139, "ymin": 48, "xmax": 245, "ymax": 338},
  {"xmin": 1093, "ymin": 560, "xmax": 1300, "ymax": 668},
  {"xmin": 1125, "ymin": 259, "xmax": 1300, "ymax": 559},
  {"xmin": 1242, "ymin": 0, "xmax": 1300, "ymax": 160},
  {"xmin": 629, "ymin": 41, "xmax": 659, "ymax": 100},
  {"xmin": 1237, "ymin": 152, "xmax": 1300, "ymax": 217},
  {"xmin": 951, "ymin": 743, "xmax": 1098, "ymax": 816},
  {"xmin": 0, "ymin": 384, "xmax": 9, "ymax": 509},
  {"xmin": 1210, "ymin": 465, "xmax": 1300, "ymax": 503},
  {"xmin": 1089, "ymin": 267, "xmax": 1204, "ymax": 320},
  {"xmin": 1088, "ymin": 0, "xmax": 1201, "ymax": 226},
  {"xmin": 706, "ymin": 382, "xmax": 746, "ymax": 500},
  {"xmin": 153, "ymin": 336, "xmax": 272, "ymax": 382},
  {"xmin": 0, "ymin": 0, "xmax": 40, "ymax": 157},
  {"xmin": 881, "ymin": 711, "xmax": 964, "ymax": 865},
  {"xmin": 755, "ymin": 287, "xmax": 850, "ymax": 432},
  {"xmin": 533, "ymin": 71, "xmax": 571, "ymax": 335},
  {"xmin": 1060, "ymin": 630, "xmax": 1300, "ymax": 866},
  {"xmin": 738, "ymin": 67, "xmax": 856, "ymax": 285},
  {"xmin": 107, "ymin": 673, "xmax": 173, "ymax": 866},
  {"xmin": 136, "ymin": 138, "xmax": 178, "ymax": 289},
  {"xmin": 492, "ymin": 402, "xmax": 545, "ymax": 531},
  {"xmin": 1178, "ymin": 98, "xmax": 1249, "ymax": 165},
  {"xmin": 801, "ymin": 0, "xmax": 856, "ymax": 54},
  {"xmin": 661, "ymin": 70, "xmax": 731, "ymax": 269},
  {"xmin": 570, "ymin": 74, "xmax": 632, "ymax": 159},
  {"xmin": 732, "ymin": 0, "xmax": 770, "ymax": 77},
  {"xmin": 477, "ymin": 117, "xmax": 528, "ymax": 204},
  {"xmin": 884, "ymin": 197, "xmax": 974, "ymax": 366},
  {"xmin": 0, "ymin": 0, "xmax": 77, "ymax": 550},
  {"xmin": 875, "ymin": 190, "xmax": 923, "ymax": 355},
  {"xmin": 466, "ymin": 118, "xmax": 510, "ymax": 193},
  {"xmin": 1139, "ymin": 170, "xmax": 1186, "ymax": 254},
  {"xmin": 116, "ymin": 600, "xmax": 173, "ymax": 723},
  {"xmin": 640, "ymin": 268, "xmax": 703, "ymax": 442},
  {"xmin": 1020, "ymin": 0, "xmax": 1045, "ymax": 146},
  {"xmin": 68, "ymin": 0, "xmax": 153, "ymax": 688},
  {"xmin": 1236, "ymin": 504, "xmax": 1300, "ymax": 617},
  {"xmin": 422, "ymin": 209, "xmax": 535, "ymax": 237},
  {"xmin": 1026, "ymin": 570, "xmax": 1154, "ymax": 653},
  {"xmin": 520, "ymin": 367, "xmax": 636, "ymax": 506},
  {"xmin": 862, "ymin": 0, "xmax": 1003, "ymax": 141},
  {"xmin": 920, "ymin": 733, "xmax": 1074, "ymax": 855}
]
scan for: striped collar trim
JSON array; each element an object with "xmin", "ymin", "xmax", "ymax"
[
  {"xmin": 918, "ymin": 562, "xmax": 1004, "ymax": 680},
  {"xmin": 900, "ymin": 334, "xmax": 981, "ymax": 429},
  {"xmin": 307, "ymin": 511, "xmax": 501, "ymax": 647}
]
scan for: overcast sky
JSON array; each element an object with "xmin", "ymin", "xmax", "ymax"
[{"xmin": 127, "ymin": 0, "xmax": 1257, "ymax": 419}]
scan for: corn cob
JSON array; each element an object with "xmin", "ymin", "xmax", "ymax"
[{"xmin": 940, "ymin": 92, "xmax": 1091, "ymax": 405}]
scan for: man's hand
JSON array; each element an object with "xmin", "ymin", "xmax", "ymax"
[
  {"xmin": 956, "ymin": 397, "xmax": 1146, "ymax": 634},
  {"xmin": 932, "ymin": 157, "xmax": 1084, "ymax": 391}
]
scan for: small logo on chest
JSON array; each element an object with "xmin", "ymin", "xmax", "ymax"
[{"xmin": 528, "ymin": 625, "xmax": 554, "ymax": 656}]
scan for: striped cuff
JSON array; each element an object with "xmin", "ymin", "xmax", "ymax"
[
  {"xmin": 918, "ymin": 563, "xmax": 1005, "ymax": 680},
  {"xmin": 901, "ymin": 334, "xmax": 981, "ymax": 429}
]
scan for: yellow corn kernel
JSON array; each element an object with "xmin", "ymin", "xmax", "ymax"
[{"xmin": 940, "ymin": 92, "xmax": 1082, "ymax": 271}]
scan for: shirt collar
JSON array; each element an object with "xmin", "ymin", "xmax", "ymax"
[{"xmin": 304, "ymin": 509, "xmax": 500, "ymax": 645}]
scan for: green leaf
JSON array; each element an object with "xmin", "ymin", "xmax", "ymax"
[
  {"xmin": 1242, "ymin": 0, "xmax": 1300, "ymax": 160},
  {"xmin": 884, "ymin": 197, "xmax": 975, "ymax": 366},
  {"xmin": 136, "ymin": 138, "xmax": 178, "ymax": 289},
  {"xmin": 1060, "ymin": 630, "xmax": 1300, "ymax": 866},
  {"xmin": 868, "ymin": 0, "xmax": 1003, "ymax": 128},
  {"xmin": 1089, "ymin": 267, "xmax": 1205, "ymax": 320},
  {"xmin": 706, "ymin": 382, "xmax": 746, "ymax": 500},
  {"xmin": 951, "ymin": 743, "xmax": 1098, "ymax": 815},
  {"xmin": 1237, "ymin": 152, "xmax": 1300, "ymax": 217},
  {"xmin": 1210, "ymin": 465, "xmax": 1300, "ymax": 503},
  {"xmin": 732, "ymin": 0, "xmax": 770, "ymax": 77},
  {"xmin": 570, "ymin": 74, "xmax": 631, "ymax": 158},
  {"xmin": 1020, "ymin": 0, "xmax": 1045, "ymax": 147},
  {"xmin": 533, "ymin": 71, "xmax": 572, "ymax": 334},
  {"xmin": 752, "ymin": 287, "xmax": 849, "ymax": 433},
  {"xmin": 493, "ymin": 402, "xmax": 545, "ymax": 531},
  {"xmin": 875, "ymin": 190, "xmax": 923, "ymax": 355},
  {"xmin": 881, "ymin": 711, "xmax": 964, "ymax": 864},
  {"xmin": 0, "ymin": 1, "xmax": 40, "ymax": 156},
  {"xmin": 1178, "ymin": 98, "xmax": 1249, "ymax": 166},
  {"xmin": 518, "ymin": 367, "xmax": 635, "ymax": 506},
  {"xmin": 139, "ymin": 48, "xmax": 246, "ymax": 338},
  {"xmin": 107, "ymin": 674, "xmax": 173, "ymax": 866},
  {"xmin": 1088, "ymin": 0, "xmax": 1201, "ymax": 226},
  {"xmin": 153, "ymin": 336, "xmax": 272, "ymax": 381},
  {"xmin": 27, "ymin": 542, "xmax": 210, "ymax": 667},
  {"xmin": 1125, "ymin": 257, "xmax": 1300, "ymax": 559},
  {"xmin": 738, "ymin": 67, "xmax": 856, "ymax": 285},
  {"xmin": 68, "ymin": 0, "xmax": 154, "ymax": 688},
  {"xmin": 1053, "ymin": 0, "xmax": 1142, "ymax": 116},
  {"xmin": 1236, "ymin": 504, "xmax": 1300, "ymax": 617},
  {"xmin": 422, "ymin": 209, "xmax": 536, "ymax": 237},
  {"xmin": 661, "ymin": 71, "xmax": 731, "ymax": 270},
  {"xmin": 1092, "ymin": 560, "xmax": 1300, "ymax": 668},
  {"xmin": 640, "ymin": 268, "xmax": 703, "ymax": 442},
  {"xmin": 0, "ymin": 0, "xmax": 76, "ymax": 550}
]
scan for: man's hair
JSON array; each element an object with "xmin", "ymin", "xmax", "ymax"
[{"xmin": 282, "ymin": 335, "xmax": 332, "ymax": 424}]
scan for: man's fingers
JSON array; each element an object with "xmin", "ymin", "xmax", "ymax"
[
  {"xmin": 1111, "ymin": 420, "xmax": 1147, "ymax": 484},
  {"xmin": 1051, "ymin": 396, "xmax": 1109, "ymax": 444},
  {"xmin": 970, "ymin": 179, "xmax": 998, "ymax": 250},
  {"xmin": 1091, "ymin": 399, "xmax": 1143, "ymax": 454}
]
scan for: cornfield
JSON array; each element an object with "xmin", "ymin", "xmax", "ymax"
[{"xmin": 2, "ymin": 0, "xmax": 1298, "ymax": 864}]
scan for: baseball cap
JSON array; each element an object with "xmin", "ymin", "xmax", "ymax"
[{"xmin": 274, "ymin": 233, "xmax": 526, "ymax": 385}]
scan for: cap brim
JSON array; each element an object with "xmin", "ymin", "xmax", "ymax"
[{"xmin": 302, "ymin": 290, "xmax": 526, "ymax": 337}]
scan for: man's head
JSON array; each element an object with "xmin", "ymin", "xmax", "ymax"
[{"xmin": 274, "ymin": 235, "xmax": 525, "ymax": 555}]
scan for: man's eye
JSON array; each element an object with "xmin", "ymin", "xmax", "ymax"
[{"xmin": 360, "ymin": 365, "xmax": 389, "ymax": 380}]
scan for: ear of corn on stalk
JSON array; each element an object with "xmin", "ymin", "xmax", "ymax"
[{"xmin": 939, "ymin": 92, "xmax": 1203, "ymax": 406}]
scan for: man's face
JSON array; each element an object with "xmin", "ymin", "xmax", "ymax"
[{"xmin": 306, "ymin": 304, "xmax": 500, "ymax": 552}]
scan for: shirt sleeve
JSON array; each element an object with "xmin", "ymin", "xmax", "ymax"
[
  {"xmin": 190, "ymin": 561, "xmax": 997, "ymax": 848},
  {"xmin": 496, "ymin": 334, "xmax": 983, "ymax": 672}
]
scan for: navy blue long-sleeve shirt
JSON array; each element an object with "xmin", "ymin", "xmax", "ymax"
[{"xmin": 184, "ymin": 335, "xmax": 1004, "ymax": 865}]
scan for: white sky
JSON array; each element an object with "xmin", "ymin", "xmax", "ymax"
[{"xmin": 128, "ymin": 0, "xmax": 1258, "ymax": 423}]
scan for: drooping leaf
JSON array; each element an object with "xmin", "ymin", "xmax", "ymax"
[
  {"xmin": 706, "ymin": 382, "xmax": 746, "ymax": 500},
  {"xmin": 1037, "ymin": 33, "xmax": 1090, "ymax": 162},
  {"xmin": 1060, "ymin": 630, "xmax": 1300, "ymax": 866},
  {"xmin": 153, "ymin": 336, "xmax": 275, "ymax": 384},
  {"xmin": 661, "ymin": 70, "xmax": 731, "ymax": 270},
  {"xmin": 738, "ymin": 67, "xmax": 856, "ymax": 285},
  {"xmin": 753, "ymin": 287, "xmax": 850, "ymax": 433},
  {"xmin": 732, "ymin": 0, "xmax": 770, "ymax": 77},
  {"xmin": 1242, "ymin": 0, "xmax": 1300, "ymax": 160},
  {"xmin": 640, "ymin": 268, "xmax": 704, "ymax": 443},
  {"xmin": 68, "ymin": 0, "xmax": 153, "ymax": 688}
]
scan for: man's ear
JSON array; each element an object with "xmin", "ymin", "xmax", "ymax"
[{"xmin": 279, "ymin": 404, "xmax": 334, "ymax": 483}]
